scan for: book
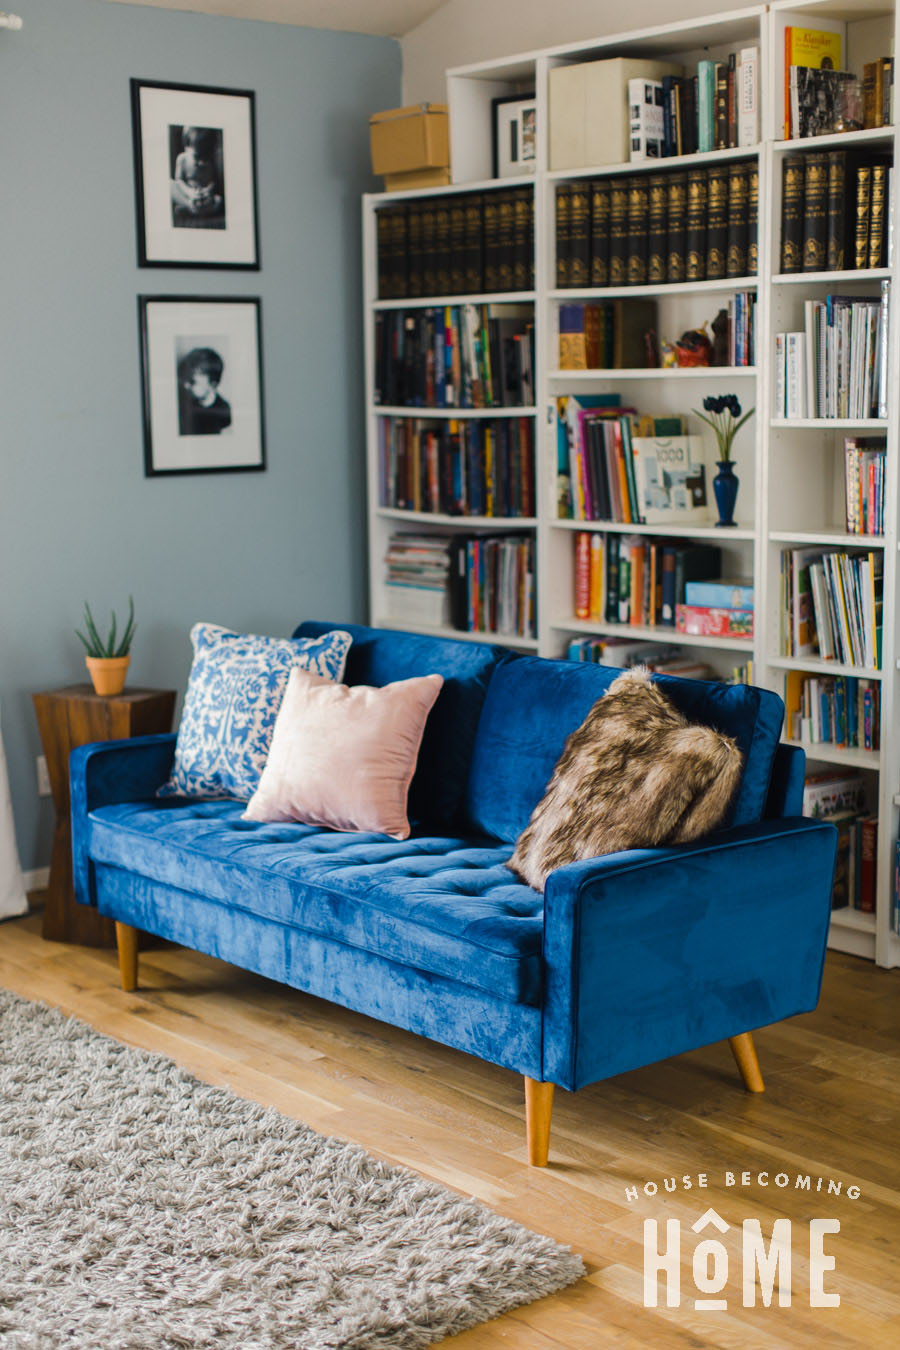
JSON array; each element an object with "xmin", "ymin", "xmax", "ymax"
[
  {"xmin": 608, "ymin": 177, "xmax": 629, "ymax": 287},
  {"xmin": 726, "ymin": 161, "xmax": 749, "ymax": 278},
  {"xmin": 685, "ymin": 167, "xmax": 707, "ymax": 281},
  {"xmin": 747, "ymin": 162, "xmax": 759, "ymax": 274},
  {"xmin": 629, "ymin": 436, "xmax": 709, "ymax": 524},
  {"xmin": 628, "ymin": 77, "xmax": 665, "ymax": 161},
  {"xmin": 697, "ymin": 60, "xmax": 716, "ymax": 153},
  {"xmin": 512, "ymin": 189, "xmax": 533, "ymax": 291},
  {"xmin": 463, "ymin": 194, "xmax": 483, "ymax": 294},
  {"xmin": 859, "ymin": 816, "xmax": 878, "ymax": 913},
  {"xmin": 802, "ymin": 152, "xmax": 828, "ymax": 272},
  {"xmin": 647, "ymin": 174, "xmax": 668, "ymax": 284},
  {"xmin": 826, "ymin": 150, "xmax": 847, "ymax": 271},
  {"xmin": 738, "ymin": 47, "xmax": 760, "ymax": 146},
  {"xmin": 780, "ymin": 154, "xmax": 805, "ymax": 273},
  {"xmin": 676, "ymin": 605, "xmax": 753, "ymax": 638},
  {"xmin": 481, "ymin": 195, "xmax": 500, "ymax": 293},
  {"xmin": 868, "ymin": 161, "xmax": 888, "ymax": 268},
  {"xmin": 574, "ymin": 531, "xmax": 591, "ymax": 619},
  {"xmin": 854, "ymin": 163, "xmax": 871, "ymax": 269},
  {"xmin": 784, "ymin": 25, "xmax": 844, "ymax": 138},
  {"xmin": 555, "ymin": 184, "xmax": 573, "ymax": 288},
  {"xmin": 705, "ymin": 162, "xmax": 728, "ymax": 279},
  {"xmin": 684, "ymin": 578, "xmax": 754, "ymax": 608},
  {"xmin": 590, "ymin": 180, "xmax": 611, "ymax": 287},
  {"xmin": 626, "ymin": 176, "xmax": 649, "ymax": 285},
  {"xmin": 666, "ymin": 171, "xmax": 687, "ymax": 283},
  {"xmin": 714, "ymin": 62, "xmax": 728, "ymax": 150},
  {"xmin": 568, "ymin": 183, "xmax": 590, "ymax": 288},
  {"xmin": 558, "ymin": 303, "xmax": 601, "ymax": 370},
  {"xmin": 802, "ymin": 771, "xmax": 865, "ymax": 819}
]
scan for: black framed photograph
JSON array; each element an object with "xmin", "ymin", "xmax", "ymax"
[
  {"xmin": 139, "ymin": 296, "xmax": 265, "ymax": 476},
  {"xmin": 131, "ymin": 79, "xmax": 260, "ymax": 269},
  {"xmin": 492, "ymin": 94, "xmax": 537, "ymax": 178}
]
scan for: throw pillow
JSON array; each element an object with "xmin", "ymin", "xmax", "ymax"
[
  {"xmin": 159, "ymin": 623, "xmax": 352, "ymax": 801},
  {"xmin": 508, "ymin": 667, "xmax": 743, "ymax": 891},
  {"xmin": 243, "ymin": 667, "xmax": 444, "ymax": 840}
]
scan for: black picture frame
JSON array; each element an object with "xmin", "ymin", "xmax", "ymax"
[
  {"xmin": 131, "ymin": 79, "xmax": 260, "ymax": 270},
  {"xmin": 491, "ymin": 93, "xmax": 537, "ymax": 179},
  {"xmin": 139, "ymin": 296, "xmax": 266, "ymax": 477}
]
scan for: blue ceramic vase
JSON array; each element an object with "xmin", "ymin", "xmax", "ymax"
[{"xmin": 713, "ymin": 460, "xmax": 739, "ymax": 527}]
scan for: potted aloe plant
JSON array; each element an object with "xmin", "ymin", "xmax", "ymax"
[{"xmin": 76, "ymin": 597, "xmax": 137, "ymax": 696}]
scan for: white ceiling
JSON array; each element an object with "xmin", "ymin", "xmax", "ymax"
[{"xmin": 106, "ymin": 0, "xmax": 447, "ymax": 39}]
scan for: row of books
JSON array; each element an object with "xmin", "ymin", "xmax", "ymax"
[
  {"xmin": 774, "ymin": 287, "xmax": 890, "ymax": 421},
  {"xmin": 572, "ymin": 533, "xmax": 727, "ymax": 630},
  {"xmin": 557, "ymin": 300, "xmax": 657, "ymax": 372},
  {"xmin": 558, "ymin": 398, "xmax": 714, "ymax": 527},
  {"xmin": 375, "ymin": 190, "xmax": 534, "ymax": 300},
  {"xmin": 566, "ymin": 635, "xmax": 714, "ymax": 681},
  {"xmin": 377, "ymin": 417, "xmax": 535, "ymax": 519},
  {"xmin": 780, "ymin": 547, "xmax": 883, "ymax": 669},
  {"xmin": 628, "ymin": 49, "xmax": 759, "ymax": 162},
  {"xmin": 803, "ymin": 771, "xmax": 876, "ymax": 913},
  {"xmin": 384, "ymin": 530, "xmax": 536, "ymax": 639},
  {"xmin": 780, "ymin": 151, "xmax": 892, "ymax": 273},
  {"xmin": 844, "ymin": 439, "xmax": 887, "ymax": 536},
  {"xmin": 785, "ymin": 672, "xmax": 880, "ymax": 752},
  {"xmin": 373, "ymin": 306, "xmax": 534, "ymax": 409},
  {"xmin": 555, "ymin": 160, "xmax": 758, "ymax": 290}
]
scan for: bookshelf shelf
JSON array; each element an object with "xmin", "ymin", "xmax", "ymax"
[
  {"xmin": 373, "ymin": 406, "xmax": 536, "ymax": 418},
  {"xmin": 547, "ymin": 367, "xmax": 757, "ymax": 381},
  {"xmin": 784, "ymin": 738, "xmax": 882, "ymax": 770},
  {"xmin": 374, "ymin": 292, "xmax": 535, "ymax": 311},
  {"xmin": 550, "ymin": 277, "xmax": 758, "ymax": 301},
  {"xmin": 374, "ymin": 617, "xmax": 540, "ymax": 650},
  {"xmin": 772, "ymin": 268, "xmax": 892, "ymax": 285},
  {"xmin": 769, "ymin": 529, "xmax": 885, "ymax": 547},
  {"xmin": 376, "ymin": 508, "xmax": 538, "ymax": 528},
  {"xmin": 552, "ymin": 519, "xmax": 756, "ymax": 540},
  {"xmin": 769, "ymin": 656, "xmax": 883, "ymax": 680},
  {"xmin": 770, "ymin": 418, "xmax": 890, "ymax": 429},
  {"xmin": 546, "ymin": 144, "xmax": 762, "ymax": 183},
  {"xmin": 773, "ymin": 127, "xmax": 894, "ymax": 153},
  {"xmin": 365, "ymin": 0, "xmax": 900, "ymax": 967},
  {"xmin": 551, "ymin": 617, "xmax": 754, "ymax": 653}
]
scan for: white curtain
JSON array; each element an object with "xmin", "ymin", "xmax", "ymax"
[{"xmin": 0, "ymin": 703, "xmax": 28, "ymax": 918}]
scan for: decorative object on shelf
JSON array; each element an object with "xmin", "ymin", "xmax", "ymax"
[
  {"xmin": 693, "ymin": 394, "xmax": 754, "ymax": 528},
  {"xmin": 76, "ymin": 597, "xmax": 137, "ymax": 696},
  {"xmin": 674, "ymin": 326, "xmax": 713, "ymax": 367},
  {"xmin": 711, "ymin": 309, "xmax": 730, "ymax": 366},
  {"xmin": 130, "ymin": 79, "xmax": 260, "ymax": 269},
  {"xmin": 139, "ymin": 296, "xmax": 265, "ymax": 476},
  {"xmin": 492, "ymin": 94, "xmax": 537, "ymax": 178}
]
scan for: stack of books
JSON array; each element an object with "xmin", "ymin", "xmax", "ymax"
[
  {"xmin": 844, "ymin": 438, "xmax": 886, "ymax": 535},
  {"xmin": 566, "ymin": 634, "xmax": 712, "ymax": 679},
  {"xmin": 780, "ymin": 546, "xmax": 883, "ymax": 668},
  {"xmin": 378, "ymin": 417, "xmax": 535, "ymax": 518},
  {"xmin": 573, "ymin": 533, "xmax": 724, "ymax": 630},
  {"xmin": 774, "ymin": 286, "xmax": 890, "ymax": 420},
  {"xmin": 785, "ymin": 671, "xmax": 880, "ymax": 751},
  {"xmin": 375, "ymin": 189, "xmax": 534, "ymax": 299},
  {"xmin": 448, "ymin": 533, "xmax": 536, "ymax": 639},
  {"xmin": 555, "ymin": 159, "xmax": 758, "ymax": 288},
  {"xmin": 803, "ymin": 771, "xmax": 876, "ymax": 913},
  {"xmin": 784, "ymin": 22, "xmax": 893, "ymax": 138},
  {"xmin": 374, "ymin": 306, "xmax": 534, "ymax": 408},
  {"xmin": 676, "ymin": 577, "xmax": 755, "ymax": 640},
  {"xmin": 780, "ymin": 151, "xmax": 892, "ymax": 273},
  {"xmin": 384, "ymin": 533, "xmax": 452, "ymax": 627},
  {"xmin": 628, "ymin": 48, "xmax": 760, "ymax": 160}
]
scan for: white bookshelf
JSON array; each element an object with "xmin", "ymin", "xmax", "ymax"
[{"xmin": 362, "ymin": 0, "xmax": 900, "ymax": 967}]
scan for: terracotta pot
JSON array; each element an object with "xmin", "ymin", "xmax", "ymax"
[{"xmin": 85, "ymin": 655, "xmax": 130, "ymax": 697}]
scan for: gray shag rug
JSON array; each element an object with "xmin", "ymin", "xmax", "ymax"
[{"xmin": 0, "ymin": 989, "xmax": 583, "ymax": 1349}]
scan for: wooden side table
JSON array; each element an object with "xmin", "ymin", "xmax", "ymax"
[{"xmin": 33, "ymin": 685, "xmax": 176, "ymax": 945}]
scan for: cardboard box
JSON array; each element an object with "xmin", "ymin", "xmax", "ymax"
[
  {"xmin": 549, "ymin": 58, "xmax": 682, "ymax": 169},
  {"xmin": 383, "ymin": 167, "xmax": 452, "ymax": 191},
  {"xmin": 370, "ymin": 103, "xmax": 449, "ymax": 177}
]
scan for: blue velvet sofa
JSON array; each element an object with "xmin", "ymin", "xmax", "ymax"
[{"xmin": 71, "ymin": 621, "xmax": 837, "ymax": 1165}]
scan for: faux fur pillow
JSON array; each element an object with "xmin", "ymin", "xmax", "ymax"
[{"xmin": 508, "ymin": 667, "xmax": 743, "ymax": 891}]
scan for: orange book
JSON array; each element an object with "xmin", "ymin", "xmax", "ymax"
[
  {"xmin": 574, "ymin": 532, "xmax": 591, "ymax": 619},
  {"xmin": 589, "ymin": 533, "xmax": 605, "ymax": 620},
  {"xmin": 629, "ymin": 542, "xmax": 644, "ymax": 626}
]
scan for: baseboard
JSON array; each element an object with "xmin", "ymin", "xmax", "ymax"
[{"xmin": 24, "ymin": 867, "xmax": 50, "ymax": 892}]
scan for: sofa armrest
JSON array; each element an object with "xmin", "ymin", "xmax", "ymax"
[
  {"xmin": 71, "ymin": 735, "xmax": 176, "ymax": 907},
  {"xmin": 541, "ymin": 818, "xmax": 837, "ymax": 1091}
]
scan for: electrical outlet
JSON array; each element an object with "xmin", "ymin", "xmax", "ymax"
[{"xmin": 36, "ymin": 756, "xmax": 51, "ymax": 797}]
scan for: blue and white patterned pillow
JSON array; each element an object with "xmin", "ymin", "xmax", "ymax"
[{"xmin": 159, "ymin": 623, "xmax": 352, "ymax": 801}]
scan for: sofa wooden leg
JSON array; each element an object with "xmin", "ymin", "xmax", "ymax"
[
  {"xmin": 729, "ymin": 1031, "xmax": 764, "ymax": 1093},
  {"xmin": 115, "ymin": 922, "xmax": 139, "ymax": 992},
  {"xmin": 524, "ymin": 1077, "xmax": 555, "ymax": 1166}
]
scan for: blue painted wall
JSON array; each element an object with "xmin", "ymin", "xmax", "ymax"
[{"xmin": 0, "ymin": 0, "xmax": 400, "ymax": 870}]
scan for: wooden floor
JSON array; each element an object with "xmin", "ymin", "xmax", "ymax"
[{"xmin": 2, "ymin": 907, "xmax": 899, "ymax": 1349}]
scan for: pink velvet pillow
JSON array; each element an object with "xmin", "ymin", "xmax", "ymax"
[{"xmin": 243, "ymin": 667, "xmax": 444, "ymax": 840}]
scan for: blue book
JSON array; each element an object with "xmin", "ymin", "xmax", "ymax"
[
  {"xmin": 697, "ymin": 61, "xmax": 716, "ymax": 153},
  {"xmin": 683, "ymin": 579, "xmax": 755, "ymax": 608}
]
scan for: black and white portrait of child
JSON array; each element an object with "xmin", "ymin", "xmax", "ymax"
[
  {"xmin": 169, "ymin": 125, "xmax": 226, "ymax": 229},
  {"xmin": 176, "ymin": 344, "xmax": 232, "ymax": 436}
]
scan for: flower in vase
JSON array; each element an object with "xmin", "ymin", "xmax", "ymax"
[{"xmin": 692, "ymin": 395, "xmax": 755, "ymax": 463}]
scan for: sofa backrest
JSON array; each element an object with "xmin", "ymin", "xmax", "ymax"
[
  {"xmin": 464, "ymin": 657, "xmax": 785, "ymax": 843},
  {"xmin": 293, "ymin": 621, "xmax": 507, "ymax": 828}
]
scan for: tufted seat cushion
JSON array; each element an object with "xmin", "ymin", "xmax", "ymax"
[{"xmin": 87, "ymin": 800, "xmax": 544, "ymax": 1004}]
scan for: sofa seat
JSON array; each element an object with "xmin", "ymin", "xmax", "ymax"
[{"xmin": 87, "ymin": 800, "xmax": 544, "ymax": 1005}]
